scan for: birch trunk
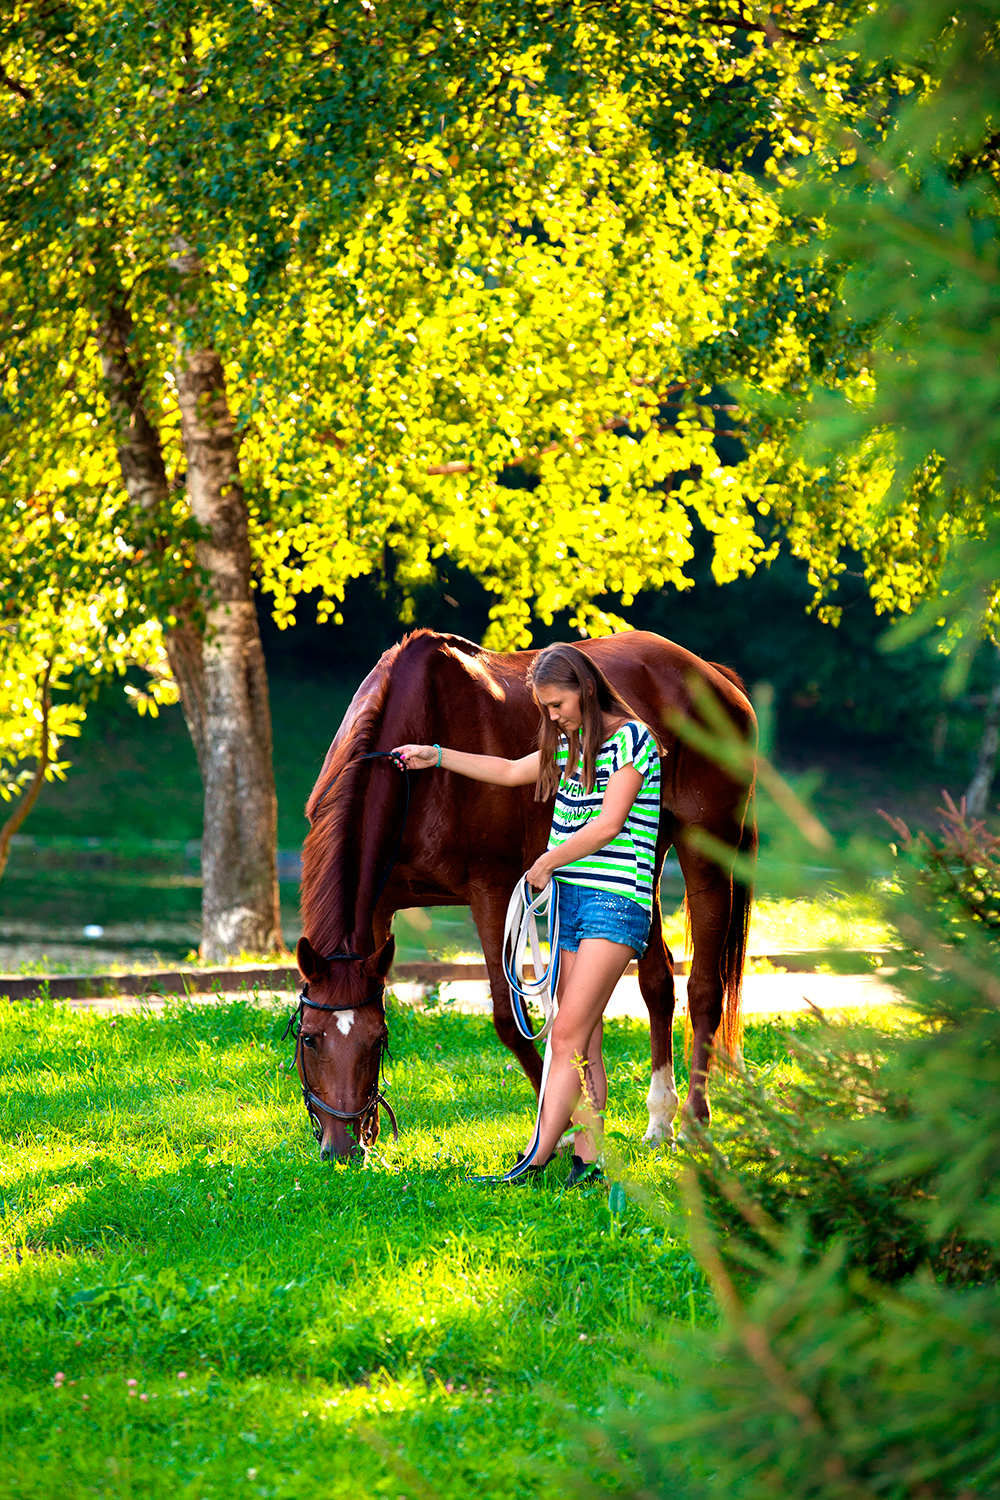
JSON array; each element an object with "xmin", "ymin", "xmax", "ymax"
[
  {"xmin": 97, "ymin": 299, "xmax": 208, "ymax": 772},
  {"xmin": 173, "ymin": 346, "xmax": 282, "ymax": 960},
  {"xmin": 966, "ymin": 645, "xmax": 1000, "ymax": 820},
  {"xmin": 98, "ymin": 296, "xmax": 282, "ymax": 957}
]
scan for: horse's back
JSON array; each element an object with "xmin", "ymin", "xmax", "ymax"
[
  {"xmin": 384, "ymin": 627, "xmax": 755, "ymax": 750},
  {"xmin": 576, "ymin": 630, "xmax": 753, "ymax": 729}
]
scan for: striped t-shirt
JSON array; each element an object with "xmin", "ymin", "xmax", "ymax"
[{"xmin": 547, "ymin": 721, "xmax": 661, "ymax": 913}]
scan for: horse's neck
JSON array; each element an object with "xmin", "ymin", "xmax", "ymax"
[{"xmin": 324, "ymin": 814, "xmax": 368, "ymax": 957}]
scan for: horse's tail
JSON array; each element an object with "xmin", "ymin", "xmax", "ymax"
[
  {"xmin": 720, "ymin": 791, "xmax": 756, "ymax": 1064},
  {"xmin": 709, "ymin": 661, "xmax": 747, "ymax": 693}
]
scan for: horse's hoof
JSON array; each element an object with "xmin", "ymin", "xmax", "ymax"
[{"xmin": 643, "ymin": 1121, "xmax": 676, "ymax": 1150}]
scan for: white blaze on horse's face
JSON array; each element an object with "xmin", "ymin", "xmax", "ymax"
[
  {"xmin": 335, "ymin": 1010, "xmax": 356, "ymax": 1036},
  {"xmin": 644, "ymin": 1064, "xmax": 679, "ymax": 1148}
]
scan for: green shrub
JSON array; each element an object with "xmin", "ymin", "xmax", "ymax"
[{"xmin": 585, "ymin": 789, "xmax": 1000, "ymax": 1499}]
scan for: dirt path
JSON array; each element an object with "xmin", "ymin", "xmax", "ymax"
[
  {"xmin": 416, "ymin": 970, "xmax": 898, "ymax": 1020},
  {"xmin": 44, "ymin": 968, "xmax": 899, "ymax": 1020}
]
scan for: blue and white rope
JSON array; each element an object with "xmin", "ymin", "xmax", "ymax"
[
  {"xmin": 502, "ymin": 875, "xmax": 560, "ymax": 1043},
  {"xmin": 499, "ymin": 876, "xmax": 561, "ymax": 1182}
]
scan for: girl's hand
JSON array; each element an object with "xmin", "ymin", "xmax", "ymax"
[
  {"xmin": 525, "ymin": 853, "xmax": 554, "ymax": 890},
  {"xmin": 392, "ymin": 743, "xmax": 438, "ymax": 770}
]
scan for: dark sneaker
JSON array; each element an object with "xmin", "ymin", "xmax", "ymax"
[
  {"xmin": 503, "ymin": 1163, "xmax": 546, "ymax": 1187},
  {"xmin": 565, "ymin": 1154, "xmax": 605, "ymax": 1189},
  {"xmin": 468, "ymin": 1151, "xmax": 554, "ymax": 1187}
]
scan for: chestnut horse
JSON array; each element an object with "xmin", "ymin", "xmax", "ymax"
[{"xmin": 294, "ymin": 629, "xmax": 755, "ymax": 1159}]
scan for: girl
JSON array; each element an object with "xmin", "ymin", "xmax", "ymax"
[{"xmin": 393, "ymin": 642, "xmax": 661, "ymax": 1186}]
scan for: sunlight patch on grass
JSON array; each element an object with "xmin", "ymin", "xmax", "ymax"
[{"xmin": 661, "ymin": 891, "xmax": 891, "ymax": 956}]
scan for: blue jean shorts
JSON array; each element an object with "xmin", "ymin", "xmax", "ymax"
[{"xmin": 555, "ymin": 880, "xmax": 651, "ymax": 958}]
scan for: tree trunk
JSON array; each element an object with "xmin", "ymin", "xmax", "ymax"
[
  {"xmin": 966, "ymin": 645, "xmax": 1000, "ymax": 820},
  {"xmin": 173, "ymin": 345, "xmax": 282, "ymax": 960},
  {"xmin": 97, "ymin": 294, "xmax": 281, "ymax": 956},
  {"xmin": 97, "ymin": 298, "xmax": 209, "ymax": 773}
]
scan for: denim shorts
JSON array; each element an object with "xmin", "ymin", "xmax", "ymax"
[{"xmin": 555, "ymin": 879, "xmax": 651, "ymax": 958}]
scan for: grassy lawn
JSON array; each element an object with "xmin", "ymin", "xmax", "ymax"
[
  {"xmin": 25, "ymin": 675, "xmax": 355, "ymax": 850},
  {"xmin": 0, "ymin": 994, "xmax": 808, "ymax": 1499},
  {"xmin": 1, "ymin": 837, "xmax": 894, "ymax": 977}
]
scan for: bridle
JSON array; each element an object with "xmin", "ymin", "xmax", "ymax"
[
  {"xmin": 286, "ymin": 748, "xmax": 411, "ymax": 1147},
  {"xmin": 282, "ymin": 972, "xmax": 399, "ymax": 1149}
]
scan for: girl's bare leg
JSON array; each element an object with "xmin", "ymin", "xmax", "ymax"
[
  {"xmin": 523, "ymin": 937, "xmax": 632, "ymax": 1167},
  {"xmin": 552, "ymin": 951, "xmax": 608, "ymax": 1162},
  {"xmin": 570, "ymin": 1018, "xmax": 607, "ymax": 1163}
]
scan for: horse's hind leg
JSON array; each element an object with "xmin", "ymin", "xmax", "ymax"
[
  {"xmin": 638, "ymin": 829, "xmax": 680, "ymax": 1147},
  {"xmin": 674, "ymin": 841, "xmax": 736, "ymax": 1125},
  {"xmin": 469, "ymin": 886, "xmax": 544, "ymax": 1095}
]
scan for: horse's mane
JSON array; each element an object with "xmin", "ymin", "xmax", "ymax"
[
  {"xmin": 300, "ymin": 643, "xmax": 401, "ymax": 948},
  {"xmin": 299, "ymin": 629, "xmax": 491, "ymax": 949}
]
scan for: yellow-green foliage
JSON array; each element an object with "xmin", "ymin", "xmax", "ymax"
[
  {"xmin": 0, "ymin": 0, "xmax": 949, "ymax": 670},
  {"xmin": 0, "ymin": 463, "xmax": 179, "ymax": 812}
]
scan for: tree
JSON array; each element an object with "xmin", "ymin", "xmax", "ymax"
[
  {"xmin": 2, "ymin": 9, "xmax": 293, "ymax": 957},
  {"xmin": 1, "ymin": 0, "xmax": 923, "ymax": 950},
  {"xmin": 581, "ymin": 7, "xmax": 1000, "ymax": 1496},
  {"xmin": 758, "ymin": 2, "xmax": 1000, "ymax": 651}
]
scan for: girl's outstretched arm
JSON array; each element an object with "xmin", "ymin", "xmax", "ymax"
[{"xmin": 392, "ymin": 743, "xmax": 540, "ymax": 787}]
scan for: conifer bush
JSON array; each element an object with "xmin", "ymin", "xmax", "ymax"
[{"xmin": 587, "ymin": 815, "xmax": 1000, "ymax": 1499}]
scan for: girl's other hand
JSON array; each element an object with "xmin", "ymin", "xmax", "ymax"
[
  {"xmin": 525, "ymin": 854, "xmax": 554, "ymax": 890},
  {"xmin": 392, "ymin": 744, "xmax": 437, "ymax": 770}
]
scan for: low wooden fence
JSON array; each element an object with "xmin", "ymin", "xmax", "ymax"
[{"xmin": 0, "ymin": 950, "xmax": 886, "ymax": 1004}]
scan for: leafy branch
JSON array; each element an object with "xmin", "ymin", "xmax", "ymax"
[{"xmin": 0, "ymin": 657, "xmax": 53, "ymax": 881}]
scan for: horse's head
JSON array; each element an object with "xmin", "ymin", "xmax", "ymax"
[{"xmin": 291, "ymin": 934, "xmax": 396, "ymax": 1161}]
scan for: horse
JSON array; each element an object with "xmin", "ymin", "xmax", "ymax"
[{"xmin": 292, "ymin": 628, "xmax": 756, "ymax": 1160}]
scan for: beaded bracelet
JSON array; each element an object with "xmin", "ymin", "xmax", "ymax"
[{"xmin": 433, "ymin": 743, "xmax": 443, "ymax": 768}]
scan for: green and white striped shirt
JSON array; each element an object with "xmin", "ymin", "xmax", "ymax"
[{"xmin": 547, "ymin": 721, "xmax": 661, "ymax": 913}]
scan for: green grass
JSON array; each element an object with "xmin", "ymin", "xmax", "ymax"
[
  {"xmin": 1, "ymin": 842, "xmax": 890, "ymax": 978},
  {"xmin": 0, "ymin": 996, "xmax": 807, "ymax": 1498},
  {"xmin": 737, "ymin": 893, "xmax": 890, "ymax": 955},
  {"xmin": 29, "ymin": 674, "xmax": 355, "ymax": 848}
]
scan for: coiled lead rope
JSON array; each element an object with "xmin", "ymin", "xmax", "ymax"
[
  {"xmin": 502, "ymin": 876, "xmax": 561, "ymax": 1043},
  {"xmin": 496, "ymin": 876, "xmax": 562, "ymax": 1182}
]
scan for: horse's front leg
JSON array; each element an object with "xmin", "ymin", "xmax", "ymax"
[
  {"xmin": 469, "ymin": 885, "xmax": 544, "ymax": 1095},
  {"xmin": 638, "ymin": 829, "xmax": 680, "ymax": 1147}
]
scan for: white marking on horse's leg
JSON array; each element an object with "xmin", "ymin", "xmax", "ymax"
[
  {"xmin": 643, "ymin": 1064, "xmax": 679, "ymax": 1147},
  {"xmin": 335, "ymin": 1010, "xmax": 356, "ymax": 1036}
]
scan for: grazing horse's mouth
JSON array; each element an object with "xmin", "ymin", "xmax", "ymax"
[{"xmin": 305, "ymin": 1062, "xmax": 398, "ymax": 1159}]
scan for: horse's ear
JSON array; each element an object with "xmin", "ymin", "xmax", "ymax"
[
  {"xmin": 365, "ymin": 935, "xmax": 395, "ymax": 981},
  {"xmin": 297, "ymin": 936, "xmax": 329, "ymax": 983}
]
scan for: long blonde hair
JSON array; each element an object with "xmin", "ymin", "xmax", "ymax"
[{"xmin": 528, "ymin": 643, "xmax": 642, "ymax": 801}]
